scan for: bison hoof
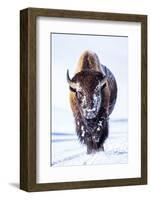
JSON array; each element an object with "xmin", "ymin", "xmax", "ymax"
[
  {"xmin": 100, "ymin": 145, "xmax": 104, "ymax": 151},
  {"xmin": 95, "ymin": 145, "xmax": 104, "ymax": 153},
  {"xmin": 87, "ymin": 147, "xmax": 93, "ymax": 154}
]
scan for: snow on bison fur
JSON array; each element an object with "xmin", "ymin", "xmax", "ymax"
[{"xmin": 67, "ymin": 51, "xmax": 117, "ymax": 154}]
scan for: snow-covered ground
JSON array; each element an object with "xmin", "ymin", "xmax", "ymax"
[{"xmin": 51, "ymin": 119, "xmax": 128, "ymax": 167}]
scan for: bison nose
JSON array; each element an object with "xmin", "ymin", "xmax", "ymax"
[{"xmin": 85, "ymin": 109, "xmax": 96, "ymax": 119}]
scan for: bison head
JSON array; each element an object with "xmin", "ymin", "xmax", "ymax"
[{"xmin": 67, "ymin": 70, "xmax": 107, "ymax": 119}]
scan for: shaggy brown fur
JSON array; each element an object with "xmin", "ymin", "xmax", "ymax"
[{"xmin": 68, "ymin": 50, "xmax": 117, "ymax": 154}]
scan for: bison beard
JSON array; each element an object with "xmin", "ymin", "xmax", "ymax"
[
  {"xmin": 76, "ymin": 117, "xmax": 109, "ymax": 154},
  {"xmin": 67, "ymin": 51, "xmax": 117, "ymax": 154}
]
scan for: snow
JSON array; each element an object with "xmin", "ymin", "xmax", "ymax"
[
  {"xmin": 51, "ymin": 120, "xmax": 128, "ymax": 167},
  {"xmin": 51, "ymin": 34, "xmax": 128, "ymax": 167}
]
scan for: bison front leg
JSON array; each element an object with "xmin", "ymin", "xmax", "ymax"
[
  {"xmin": 92, "ymin": 140, "xmax": 104, "ymax": 152},
  {"xmin": 97, "ymin": 120, "xmax": 109, "ymax": 151},
  {"xmin": 85, "ymin": 136, "xmax": 93, "ymax": 154}
]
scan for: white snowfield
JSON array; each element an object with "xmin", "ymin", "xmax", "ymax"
[{"xmin": 51, "ymin": 120, "xmax": 128, "ymax": 167}]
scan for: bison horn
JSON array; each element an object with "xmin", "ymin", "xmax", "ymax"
[
  {"xmin": 66, "ymin": 69, "xmax": 79, "ymax": 90},
  {"xmin": 98, "ymin": 76, "xmax": 107, "ymax": 88}
]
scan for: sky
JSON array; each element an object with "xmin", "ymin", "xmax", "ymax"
[{"xmin": 51, "ymin": 33, "xmax": 128, "ymax": 133}]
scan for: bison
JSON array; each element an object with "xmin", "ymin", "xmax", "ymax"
[{"xmin": 67, "ymin": 51, "xmax": 117, "ymax": 154}]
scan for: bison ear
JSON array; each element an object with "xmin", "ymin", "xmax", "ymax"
[{"xmin": 99, "ymin": 76, "xmax": 107, "ymax": 88}]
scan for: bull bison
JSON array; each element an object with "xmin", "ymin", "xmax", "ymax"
[{"xmin": 67, "ymin": 50, "xmax": 117, "ymax": 154}]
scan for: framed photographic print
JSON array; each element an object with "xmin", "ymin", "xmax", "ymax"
[{"xmin": 20, "ymin": 8, "xmax": 147, "ymax": 192}]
